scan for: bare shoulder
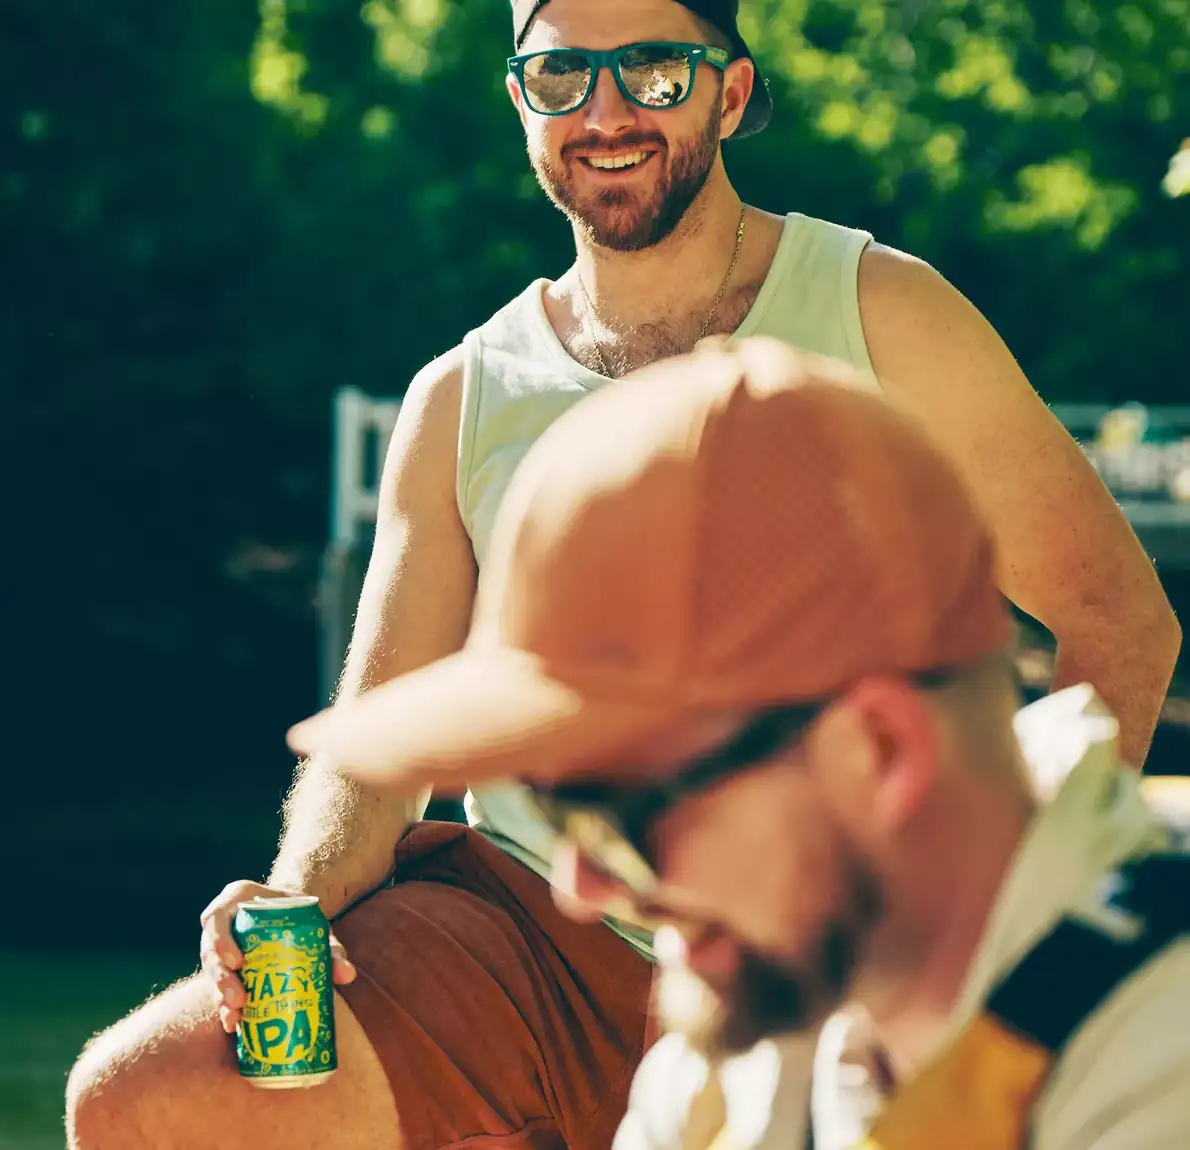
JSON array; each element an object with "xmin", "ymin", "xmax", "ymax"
[
  {"xmin": 852, "ymin": 241, "xmax": 1163, "ymax": 629},
  {"xmin": 378, "ymin": 344, "xmax": 467, "ymax": 516},
  {"xmin": 854, "ymin": 240, "xmax": 1064, "ymax": 453},
  {"xmin": 856, "ymin": 241, "xmax": 950, "ymax": 297},
  {"xmin": 391, "ymin": 344, "xmax": 467, "ymax": 448},
  {"xmin": 857, "ymin": 239, "xmax": 934, "ymax": 286},
  {"xmin": 855, "ymin": 243, "xmax": 996, "ymax": 397}
]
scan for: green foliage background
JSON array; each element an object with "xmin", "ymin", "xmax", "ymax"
[{"xmin": 2, "ymin": 0, "xmax": 1188, "ymax": 949}]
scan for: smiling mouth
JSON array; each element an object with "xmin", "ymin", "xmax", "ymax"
[{"xmin": 578, "ymin": 150, "xmax": 653, "ymax": 172}]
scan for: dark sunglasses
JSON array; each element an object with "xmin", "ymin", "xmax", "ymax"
[
  {"xmin": 529, "ymin": 670, "xmax": 956, "ymax": 897},
  {"xmin": 507, "ymin": 40, "xmax": 731, "ymax": 118}
]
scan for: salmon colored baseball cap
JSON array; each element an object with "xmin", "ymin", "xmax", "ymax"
[{"xmin": 288, "ymin": 338, "xmax": 1013, "ymax": 790}]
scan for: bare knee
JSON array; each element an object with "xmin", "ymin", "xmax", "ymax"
[
  {"xmin": 66, "ymin": 974, "xmax": 234, "ymax": 1149},
  {"xmin": 66, "ymin": 974, "xmax": 400, "ymax": 1150}
]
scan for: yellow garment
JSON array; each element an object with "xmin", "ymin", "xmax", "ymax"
[{"xmin": 858, "ymin": 1014, "xmax": 1050, "ymax": 1150}]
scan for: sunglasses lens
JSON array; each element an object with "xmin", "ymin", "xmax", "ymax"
[
  {"xmin": 619, "ymin": 43, "xmax": 693, "ymax": 107},
  {"xmin": 531, "ymin": 791, "xmax": 658, "ymax": 896},
  {"xmin": 521, "ymin": 51, "xmax": 593, "ymax": 114}
]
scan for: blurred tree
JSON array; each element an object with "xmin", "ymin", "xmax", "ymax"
[
  {"xmin": 244, "ymin": 0, "xmax": 1190, "ymax": 401},
  {"xmin": 1166, "ymin": 139, "xmax": 1190, "ymax": 196}
]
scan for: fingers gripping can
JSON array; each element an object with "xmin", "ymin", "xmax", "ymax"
[{"xmin": 231, "ymin": 896, "xmax": 337, "ymax": 1087}]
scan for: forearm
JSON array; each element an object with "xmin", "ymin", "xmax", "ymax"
[
  {"xmin": 267, "ymin": 753, "xmax": 430, "ymax": 916},
  {"xmin": 259, "ymin": 349, "xmax": 473, "ymax": 914},
  {"xmin": 1050, "ymin": 609, "xmax": 1181, "ymax": 770}
]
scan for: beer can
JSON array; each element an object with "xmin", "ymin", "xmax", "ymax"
[{"xmin": 231, "ymin": 895, "xmax": 337, "ymax": 1088}]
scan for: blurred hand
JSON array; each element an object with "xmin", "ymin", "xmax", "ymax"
[{"xmin": 199, "ymin": 880, "xmax": 357, "ymax": 1033}]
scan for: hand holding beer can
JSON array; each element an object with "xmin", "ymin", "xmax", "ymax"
[{"xmin": 231, "ymin": 895, "xmax": 338, "ymax": 1088}]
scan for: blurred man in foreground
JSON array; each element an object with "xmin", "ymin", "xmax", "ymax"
[
  {"xmin": 293, "ymin": 340, "xmax": 1190, "ymax": 1150},
  {"xmin": 67, "ymin": 0, "xmax": 1178, "ymax": 1146}
]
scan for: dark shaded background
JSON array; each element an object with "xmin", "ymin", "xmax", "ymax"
[{"xmin": 3, "ymin": 0, "xmax": 1189, "ymax": 960}]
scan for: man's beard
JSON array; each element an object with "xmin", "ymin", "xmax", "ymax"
[
  {"xmin": 654, "ymin": 867, "xmax": 884, "ymax": 1057},
  {"xmin": 530, "ymin": 107, "xmax": 722, "ymax": 252}
]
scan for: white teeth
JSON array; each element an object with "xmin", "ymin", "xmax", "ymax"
[{"xmin": 587, "ymin": 150, "xmax": 647, "ymax": 170}]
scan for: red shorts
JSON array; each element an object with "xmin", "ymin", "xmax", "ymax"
[{"xmin": 335, "ymin": 821, "xmax": 653, "ymax": 1150}]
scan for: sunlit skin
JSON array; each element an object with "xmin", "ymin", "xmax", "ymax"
[{"xmin": 551, "ymin": 666, "xmax": 1037, "ymax": 1073}]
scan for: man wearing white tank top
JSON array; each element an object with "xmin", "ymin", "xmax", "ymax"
[{"xmin": 66, "ymin": 2, "xmax": 1179, "ymax": 1150}]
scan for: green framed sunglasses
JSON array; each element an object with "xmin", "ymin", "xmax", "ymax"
[
  {"xmin": 507, "ymin": 40, "xmax": 731, "ymax": 118},
  {"xmin": 529, "ymin": 697, "xmax": 830, "ymax": 898},
  {"xmin": 528, "ymin": 669, "xmax": 957, "ymax": 898}
]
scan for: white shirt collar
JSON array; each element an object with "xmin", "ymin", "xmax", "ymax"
[{"xmin": 810, "ymin": 685, "xmax": 1158, "ymax": 1150}]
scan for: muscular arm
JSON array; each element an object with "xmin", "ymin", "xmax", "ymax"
[
  {"xmin": 268, "ymin": 348, "xmax": 478, "ymax": 912},
  {"xmin": 858, "ymin": 245, "xmax": 1180, "ymax": 768}
]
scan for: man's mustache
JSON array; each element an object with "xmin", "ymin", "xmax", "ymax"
[{"xmin": 562, "ymin": 132, "xmax": 666, "ymax": 159}]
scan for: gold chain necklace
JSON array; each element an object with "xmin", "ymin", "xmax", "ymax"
[{"xmin": 577, "ymin": 207, "xmax": 748, "ymax": 378}]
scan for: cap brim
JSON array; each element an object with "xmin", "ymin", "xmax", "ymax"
[{"xmin": 287, "ymin": 647, "xmax": 682, "ymax": 794}]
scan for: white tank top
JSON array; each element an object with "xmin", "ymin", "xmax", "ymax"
[{"xmin": 455, "ymin": 212, "xmax": 876, "ymax": 956}]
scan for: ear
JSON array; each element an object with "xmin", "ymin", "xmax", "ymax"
[
  {"xmin": 814, "ymin": 676, "xmax": 941, "ymax": 841},
  {"xmin": 718, "ymin": 57, "xmax": 754, "ymax": 140},
  {"xmin": 506, "ymin": 72, "xmax": 530, "ymax": 131}
]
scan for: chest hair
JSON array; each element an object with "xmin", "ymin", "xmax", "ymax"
[{"xmin": 575, "ymin": 280, "xmax": 765, "ymax": 379}]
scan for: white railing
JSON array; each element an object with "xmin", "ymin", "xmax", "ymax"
[
  {"xmin": 326, "ymin": 391, "xmax": 1190, "ymax": 554},
  {"xmin": 330, "ymin": 388, "xmax": 402, "ymax": 546}
]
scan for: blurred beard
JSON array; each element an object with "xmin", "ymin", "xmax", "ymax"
[
  {"xmin": 530, "ymin": 105, "xmax": 722, "ymax": 252},
  {"xmin": 654, "ymin": 868, "xmax": 884, "ymax": 1057}
]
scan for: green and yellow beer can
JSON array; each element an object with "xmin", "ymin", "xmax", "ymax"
[{"xmin": 231, "ymin": 895, "xmax": 337, "ymax": 1088}]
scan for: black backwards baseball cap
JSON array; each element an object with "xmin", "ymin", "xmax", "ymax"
[{"xmin": 511, "ymin": 0, "xmax": 773, "ymax": 139}]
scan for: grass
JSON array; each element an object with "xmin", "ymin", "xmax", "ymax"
[{"xmin": 0, "ymin": 950, "xmax": 192, "ymax": 1150}]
